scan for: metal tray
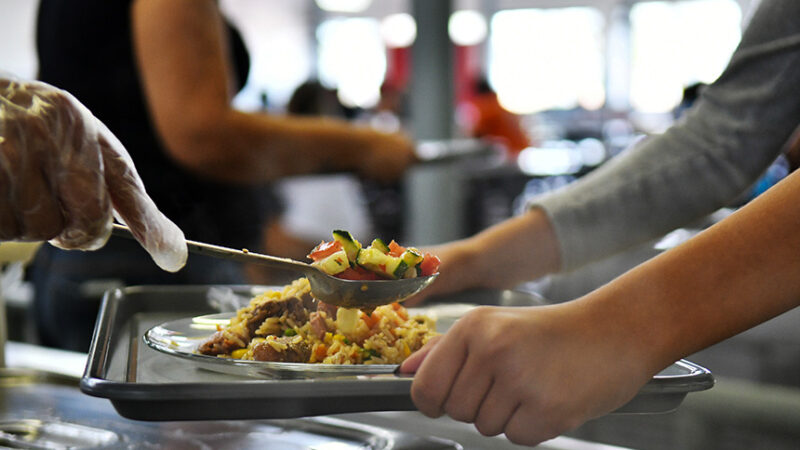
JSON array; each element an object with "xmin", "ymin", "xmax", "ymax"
[
  {"xmin": 1, "ymin": 368, "xmax": 459, "ymax": 450},
  {"xmin": 81, "ymin": 285, "xmax": 714, "ymax": 421}
]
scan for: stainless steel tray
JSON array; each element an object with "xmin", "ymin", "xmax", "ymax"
[
  {"xmin": 81, "ymin": 285, "xmax": 713, "ymax": 421},
  {"xmin": 3, "ymin": 368, "xmax": 459, "ymax": 449}
]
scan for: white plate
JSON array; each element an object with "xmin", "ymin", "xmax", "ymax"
[{"xmin": 143, "ymin": 313, "xmax": 400, "ymax": 379}]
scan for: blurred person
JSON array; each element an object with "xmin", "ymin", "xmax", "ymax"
[
  {"xmin": 401, "ymin": 0, "xmax": 800, "ymax": 445},
  {"xmin": 259, "ymin": 79, "xmax": 367, "ymax": 268},
  {"xmin": 0, "ymin": 76, "xmax": 186, "ymax": 269},
  {"xmin": 286, "ymin": 79, "xmax": 355, "ymax": 119},
  {"xmin": 366, "ymin": 82, "xmax": 409, "ymax": 133},
  {"xmin": 31, "ymin": 0, "xmax": 416, "ymax": 351},
  {"xmin": 458, "ymin": 77, "xmax": 531, "ymax": 155}
]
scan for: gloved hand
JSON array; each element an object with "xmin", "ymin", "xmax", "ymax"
[{"xmin": 0, "ymin": 76, "xmax": 187, "ymax": 272}]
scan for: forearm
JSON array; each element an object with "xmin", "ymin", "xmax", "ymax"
[
  {"xmin": 132, "ymin": 0, "xmax": 389, "ymax": 183},
  {"xmin": 166, "ymin": 109, "xmax": 374, "ymax": 183},
  {"xmin": 574, "ymin": 170, "xmax": 800, "ymax": 374},
  {"xmin": 425, "ymin": 208, "xmax": 561, "ymax": 296}
]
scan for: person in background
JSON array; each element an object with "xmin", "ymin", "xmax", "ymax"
[
  {"xmin": 257, "ymin": 79, "xmax": 360, "ymax": 270},
  {"xmin": 401, "ymin": 0, "xmax": 800, "ymax": 445},
  {"xmin": 31, "ymin": 0, "xmax": 416, "ymax": 351},
  {"xmin": 0, "ymin": 76, "xmax": 186, "ymax": 270},
  {"xmin": 458, "ymin": 77, "xmax": 531, "ymax": 155}
]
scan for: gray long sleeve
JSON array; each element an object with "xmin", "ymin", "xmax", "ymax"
[{"xmin": 530, "ymin": 0, "xmax": 800, "ymax": 271}]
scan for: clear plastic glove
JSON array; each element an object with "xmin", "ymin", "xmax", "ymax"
[{"xmin": 0, "ymin": 76, "xmax": 187, "ymax": 272}]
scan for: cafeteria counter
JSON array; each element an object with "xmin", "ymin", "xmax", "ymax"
[
  {"xmin": 6, "ymin": 341, "xmax": 800, "ymax": 449},
  {"xmin": 2, "ymin": 342, "xmax": 630, "ymax": 450}
]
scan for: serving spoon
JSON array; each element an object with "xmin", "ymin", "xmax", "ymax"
[{"xmin": 111, "ymin": 223, "xmax": 437, "ymax": 308}]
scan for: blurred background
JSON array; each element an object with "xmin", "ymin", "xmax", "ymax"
[
  {"xmin": 0, "ymin": 0, "xmax": 765, "ymax": 247},
  {"xmin": 3, "ymin": 1, "xmax": 800, "ymax": 449}
]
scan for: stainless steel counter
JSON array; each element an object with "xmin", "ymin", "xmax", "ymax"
[{"xmin": 3, "ymin": 342, "xmax": 629, "ymax": 449}]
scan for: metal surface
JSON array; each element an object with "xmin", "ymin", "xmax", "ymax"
[
  {"xmin": 1, "ymin": 368, "xmax": 459, "ymax": 449},
  {"xmin": 111, "ymin": 223, "xmax": 437, "ymax": 308},
  {"xmin": 4, "ymin": 346, "xmax": 630, "ymax": 450},
  {"xmin": 81, "ymin": 285, "xmax": 712, "ymax": 422}
]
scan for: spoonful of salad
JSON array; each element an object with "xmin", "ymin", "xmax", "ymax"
[{"xmin": 111, "ymin": 224, "xmax": 438, "ymax": 308}]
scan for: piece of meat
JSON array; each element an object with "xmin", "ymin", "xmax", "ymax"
[
  {"xmin": 299, "ymin": 291, "xmax": 317, "ymax": 311},
  {"xmin": 197, "ymin": 329, "xmax": 245, "ymax": 356},
  {"xmin": 243, "ymin": 294, "xmax": 315, "ymax": 336},
  {"xmin": 251, "ymin": 337, "xmax": 310, "ymax": 363},
  {"xmin": 199, "ymin": 279, "xmax": 317, "ymax": 357},
  {"xmin": 286, "ymin": 295, "xmax": 315, "ymax": 323},
  {"xmin": 317, "ymin": 301, "xmax": 337, "ymax": 318},
  {"xmin": 309, "ymin": 311, "xmax": 328, "ymax": 339}
]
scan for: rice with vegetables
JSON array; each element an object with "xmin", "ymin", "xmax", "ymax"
[{"xmin": 198, "ymin": 277, "xmax": 437, "ymax": 364}]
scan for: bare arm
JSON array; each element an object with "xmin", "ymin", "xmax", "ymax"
[
  {"xmin": 404, "ymin": 169, "xmax": 800, "ymax": 445},
  {"xmin": 132, "ymin": 0, "xmax": 415, "ymax": 184},
  {"xmin": 406, "ymin": 207, "xmax": 561, "ymax": 304}
]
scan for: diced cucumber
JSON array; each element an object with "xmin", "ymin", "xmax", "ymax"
[
  {"xmin": 392, "ymin": 260, "xmax": 409, "ymax": 279},
  {"xmin": 369, "ymin": 238, "xmax": 390, "ymax": 254},
  {"xmin": 311, "ymin": 249, "xmax": 350, "ymax": 275},
  {"xmin": 400, "ymin": 248, "xmax": 423, "ymax": 267},
  {"xmin": 357, "ymin": 247, "xmax": 404, "ymax": 279},
  {"xmin": 332, "ymin": 230, "xmax": 362, "ymax": 264}
]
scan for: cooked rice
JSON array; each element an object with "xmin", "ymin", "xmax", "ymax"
[{"xmin": 205, "ymin": 277, "xmax": 437, "ymax": 364}]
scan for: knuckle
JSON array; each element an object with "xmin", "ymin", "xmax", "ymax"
[
  {"xmin": 410, "ymin": 382, "xmax": 442, "ymax": 417},
  {"xmin": 444, "ymin": 399, "xmax": 474, "ymax": 423},
  {"xmin": 504, "ymin": 428, "xmax": 547, "ymax": 447},
  {"xmin": 473, "ymin": 419, "xmax": 503, "ymax": 437}
]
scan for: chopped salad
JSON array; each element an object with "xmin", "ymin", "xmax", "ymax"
[{"xmin": 307, "ymin": 230, "xmax": 440, "ymax": 281}]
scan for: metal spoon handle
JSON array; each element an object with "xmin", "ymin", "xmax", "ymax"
[{"xmin": 111, "ymin": 223, "xmax": 313, "ymax": 275}]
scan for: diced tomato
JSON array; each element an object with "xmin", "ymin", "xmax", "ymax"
[
  {"xmin": 388, "ymin": 240, "xmax": 406, "ymax": 257},
  {"xmin": 419, "ymin": 253, "xmax": 441, "ymax": 276},
  {"xmin": 307, "ymin": 240, "xmax": 343, "ymax": 261},
  {"xmin": 336, "ymin": 266, "xmax": 381, "ymax": 281},
  {"xmin": 314, "ymin": 343, "xmax": 328, "ymax": 359}
]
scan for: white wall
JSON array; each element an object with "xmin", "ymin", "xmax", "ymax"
[{"xmin": 0, "ymin": 0, "xmax": 40, "ymax": 79}]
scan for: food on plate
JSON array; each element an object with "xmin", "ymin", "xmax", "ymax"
[
  {"xmin": 197, "ymin": 277, "xmax": 437, "ymax": 364},
  {"xmin": 306, "ymin": 230, "xmax": 440, "ymax": 280}
]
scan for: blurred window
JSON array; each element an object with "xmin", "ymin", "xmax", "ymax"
[
  {"xmin": 317, "ymin": 17, "xmax": 386, "ymax": 109},
  {"xmin": 488, "ymin": 7, "xmax": 605, "ymax": 115},
  {"xmin": 221, "ymin": 0, "xmax": 312, "ymax": 110},
  {"xmin": 629, "ymin": 0, "xmax": 742, "ymax": 113}
]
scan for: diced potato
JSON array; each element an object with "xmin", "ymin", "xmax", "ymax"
[{"xmin": 337, "ymin": 307, "xmax": 359, "ymax": 334}]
